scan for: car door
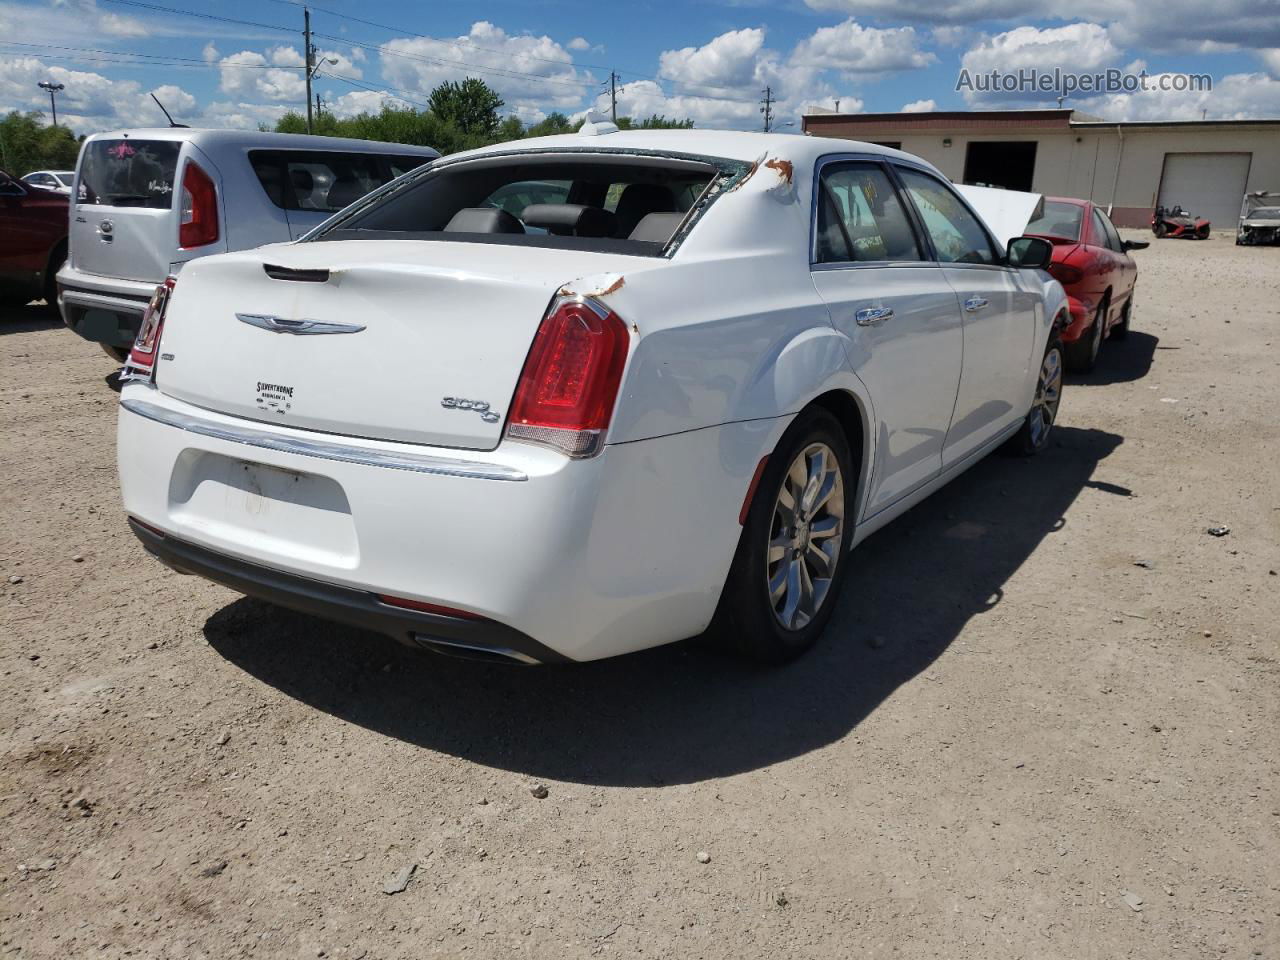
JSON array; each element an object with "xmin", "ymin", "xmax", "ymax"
[
  {"xmin": 809, "ymin": 159, "xmax": 964, "ymax": 517},
  {"xmin": 1093, "ymin": 208, "xmax": 1135, "ymax": 323},
  {"xmin": 893, "ymin": 166, "xmax": 1037, "ymax": 467}
]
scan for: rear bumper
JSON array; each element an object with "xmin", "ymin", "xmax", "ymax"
[
  {"xmin": 57, "ymin": 265, "xmax": 157, "ymax": 347},
  {"xmin": 1059, "ymin": 294, "xmax": 1092, "ymax": 344},
  {"xmin": 117, "ymin": 385, "xmax": 776, "ymax": 662},
  {"xmin": 129, "ymin": 518, "xmax": 566, "ymax": 664}
]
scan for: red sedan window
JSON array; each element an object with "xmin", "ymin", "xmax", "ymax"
[{"xmin": 1027, "ymin": 201, "xmax": 1084, "ymax": 241}]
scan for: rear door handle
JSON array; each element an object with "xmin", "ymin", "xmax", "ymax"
[
  {"xmin": 855, "ymin": 306, "xmax": 895, "ymax": 326},
  {"xmin": 963, "ymin": 297, "xmax": 989, "ymax": 312}
]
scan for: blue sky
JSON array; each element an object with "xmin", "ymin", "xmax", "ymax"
[{"xmin": 1, "ymin": 0, "xmax": 1278, "ymax": 136}]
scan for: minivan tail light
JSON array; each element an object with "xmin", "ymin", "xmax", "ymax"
[
  {"xmin": 506, "ymin": 297, "xmax": 630, "ymax": 458},
  {"xmin": 123, "ymin": 276, "xmax": 176, "ymax": 383},
  {"xmin": 179, "ymin": 161, "xmax": 218, "ymax": 249}
]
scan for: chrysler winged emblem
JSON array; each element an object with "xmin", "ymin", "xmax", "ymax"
[{"xmin": 236, "ymin": 313, "xmax": 365, "ymax": 335}]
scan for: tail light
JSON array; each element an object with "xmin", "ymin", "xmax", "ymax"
[
  {"xmin": 179, "ymin": 161, "xmax": 218, "ymax": 249},
  {"xmin": 1047, "ymin": 262, "xmax": 1083, "ymax": 285},
  {"xmin": 122, "ymin": 276, "xmax": 176, "ymax": 383},
  {"xmin": 505, "ymin": 296, "xmax": 630, "ymax": 458}
]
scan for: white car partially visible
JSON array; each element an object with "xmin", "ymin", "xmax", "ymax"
[
  {"xmin": 116, "ymin": 128, "xmax": 1067, "ymax": 664},
  {"xmin": 21, "ymin": 170, "xmax": 73, "ymax": 194}
]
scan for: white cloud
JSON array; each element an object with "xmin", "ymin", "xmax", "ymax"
[
  {"xmin": 791, "ymin": 20, "xmax": 935, "ymax": 73},
  {"xmin": 567, "ymin": 37, "xmax": 591, "ymax": 51},
  {"xmin": 589, "ymin": 78, "xmax": 761, "ymax": 130},
  {"xmin": 659, "ymin": 28, "xmax": 771, "ymax": 90},
  {"xmin": 1259, "ymin": 49, "xmax": 1280, "ymax": 78},
  {"xmin": 803, "ymin": 0, "xmax": 1030, "ymax": 24},
  {"xmin": 202, "ymin": 42, "xmax": 220, "ymax": 63},
  {"xmin": 901, "ymin": 98, "xmax": 936, "ymax": 112},
  {"xmin": 961, "ymin": 23, "xmax": 1120, "ymax": 79},
  {"xmin": 1077, "ymin": 71, "xmax": 1280, "ymax": 121},
  {"xmin": 327, "ymin": 89, "xmax": 410, "ymax": 118},
  {"xmin": 379, "ymin": 21, "xmax": 591, "ymax": 115}
]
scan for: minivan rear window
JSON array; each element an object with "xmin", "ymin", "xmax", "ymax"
[
  {"xmin": 248, "ymin": 151, "xmax": 431, "ymax": 214},
  {"xmin": 79, "ymin": 139, "xmax": 180, "ymax": 208}
]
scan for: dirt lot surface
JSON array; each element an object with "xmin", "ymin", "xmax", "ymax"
[{"xmin": 2, "ymin": 233, "xmax": 1278, "ymax": 960}]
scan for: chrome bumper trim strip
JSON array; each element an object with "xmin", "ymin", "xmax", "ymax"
[{"xmin": 120, "ymin": 397, "xmax": 527, "ymax": 482}]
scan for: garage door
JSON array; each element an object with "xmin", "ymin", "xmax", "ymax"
[{"xmin": 1157, "ymin": 153, "xmax": 1251, "ymax": 228}]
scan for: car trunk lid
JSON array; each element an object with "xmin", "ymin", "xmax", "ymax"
[{"xmin": 154, "ymin": 240, "xmax": 645, "ymax": 450}]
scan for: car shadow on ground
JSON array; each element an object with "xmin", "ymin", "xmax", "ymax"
[
  {"xmin": 1069, "ymin": 330, "xmax": 1159, "ymax": 386},
  {"xmin": 204, "ymin": 425, "xmax": 1123, "ymax": 787},
  {"xmin": 0, "ymin": 301, "xmax": 61, "ymax": 334}
]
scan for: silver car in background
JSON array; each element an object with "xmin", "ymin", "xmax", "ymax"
[{"xmin": 57, "ymin": 129, "xmax": 438, "ymax": 359}]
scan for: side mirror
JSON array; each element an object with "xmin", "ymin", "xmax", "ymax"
[
  {"xmin": 1122, "ymin": 239, "xmax": 1149, "ymax": 252},
  {"xmin": 1006, "ymin": 235, "xmax": 1052, "ymax": 270}
]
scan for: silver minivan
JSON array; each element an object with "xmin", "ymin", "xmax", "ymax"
[{"xmin": 58, "ymin": 129, "xmax": 438, "ymax": 358}]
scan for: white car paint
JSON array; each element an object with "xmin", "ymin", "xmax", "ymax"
[
  {"xmin": 955, "ymin": 184, "xmax": 1044, "ymax": 248},
  {"xmin": 116, "ymin": 129, "xmax": 1067, "ymax": 663},
  {"xmin": 21, "ymin": 170, "xmax": 74, "ymax": 194}
]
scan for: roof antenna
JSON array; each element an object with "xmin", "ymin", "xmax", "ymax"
[{"xmin": 150, "ymin": 92, "xmax": 188, "ymax": 128}]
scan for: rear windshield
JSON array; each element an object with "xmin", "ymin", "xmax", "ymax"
[
  {"xmin": 248, "ymin": 150, "xmax": 432, "ymax": 214},
  {"xmin": 1026, "ymin": 200, "xmax": 1084, "ymax": 241},
  {"xmin": 309, "ymin": 153, "xmax": 730, "ymax": 256},
  {"xmin": 79, "ymin": 139, "xmax": 180, "ymax": 208}
]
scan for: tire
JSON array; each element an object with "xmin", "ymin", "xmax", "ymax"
[
  {"xmin": 1154, "ymin": 222, "xmax": 1168, "ymax": 239},
  {"xmin": 708, "ymin": 407, "xmax": 855, "ymax": 663},
  {"xmin": 1197, "ymin": 226, "xmax": 1210, "ymax": 240},
  {"xmin": 1109, "ymin": 296, "xmax": 1131, "ymax": 341},
  {"xmin": 1064, "ymin": 299, "xmax": 1106, "ymax": 373},
  {"xmin": 1007, "ymin": 336, "xmax": 1063, "ymax": 456},
  {"xmin": 42, "ymin": 246, "xmax": 66, "ymax": 317}
]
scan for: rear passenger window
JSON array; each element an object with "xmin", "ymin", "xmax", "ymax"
[
  {"xmin": 896, "ymin": 168, "xmax": 999, "ymax": 265},
  {"xmin": 249, "ymin": 151, "xmax": 430, "ymax": 214},
  {"xmin": 816, "ymin": 163, "xmax": 921, "ymax": 263},
  {"xmin": 1093, "ymin": 209, "xmax": 1123, "ymax": 252}
]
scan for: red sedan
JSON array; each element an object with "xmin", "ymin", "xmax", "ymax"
[
  {"xmin": 1026, "ymin": 197, "xmax": 1147, "ymax": 372},
  {"xmin": 0, "ymin": 168, "xmax": 68, "ymax": 312}
]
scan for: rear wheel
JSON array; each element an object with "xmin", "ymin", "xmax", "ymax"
[
  {"xmin": 709, "ymin": 408, "xmax": 854, "ymax": 663},
  {"xmin": 1008, "ymin": 336, "xmax": 1063, "ymax": 456},
  {"xmin": 1109, "ymin": 296, "xmax": 1132, "ymax": 341},
  {"xmin": 1065, "ymin": 299, "xmax": 1106, "ymax": 372},
  {"xmin": 1154, "ymin": 222, "xmax": 1168, "ymax": 239},
  {"xmin": 1196, "ymin": 224, "xmax": 1210, "ymax": 240}
]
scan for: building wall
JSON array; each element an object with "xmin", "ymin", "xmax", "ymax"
[{"xmin": 806, "ymin": 118, "xmax": 1280, "ymax": 229}]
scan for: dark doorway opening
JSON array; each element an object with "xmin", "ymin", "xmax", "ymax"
[{"xmin": 963, "ymin": 141, "xmax": 1038, "ymax": 192}]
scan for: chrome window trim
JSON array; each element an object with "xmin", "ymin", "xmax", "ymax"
[
  {"xmin": 120, "ymin": 397, "xmax": 528, "ymax": 482},
  {"xmin": 809, "ymin": 153, "xmax": 932, "ymax": 269}
]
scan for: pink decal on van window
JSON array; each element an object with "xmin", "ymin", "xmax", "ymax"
[{"xmin": 108, "ymin": 142, "xmax": 136, "ymax": 159}]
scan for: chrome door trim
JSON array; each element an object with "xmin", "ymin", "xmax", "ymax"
[
  {"xmin": 236, "ymin": 313, "xmax": 366, "ymax": 335},
  {"xmin": 119, "ymin": 397, "xmax": 527, "ymax": 481}
]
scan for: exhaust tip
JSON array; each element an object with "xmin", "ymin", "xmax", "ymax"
[{"xmin": 410, "ymin": 634, "xmax": 541, "ymax": 666}]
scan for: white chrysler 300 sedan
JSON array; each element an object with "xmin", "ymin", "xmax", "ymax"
[{"xmin": 116, "ymin": 129, "xmax": 1068, "ymax": 664}]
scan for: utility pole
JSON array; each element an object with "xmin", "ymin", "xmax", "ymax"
[
  {"xmin": 608, "ymin": 71, "xmax": 619, "ymax": 123},
  {"xmin": 304, "ymin": 7, "xmax": 314, "ymax": 134},
  {"xmin": 315, "ymin": 94, "xmax": 324, "ymax": 118},
  {"xmin": 760, "ymin": 86, "xmax": 774, "ymax": 133},
  {"xmin": 38, "ymin": 81, "xmax": 64, "ymax": 127}
]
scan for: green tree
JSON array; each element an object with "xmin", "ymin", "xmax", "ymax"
[
  {"xmin": 426, "ymin": 78, "xmax": 504, "ymax": 138},
  {"xmin": 524, "ymin": 111, "xmax": 578, "ymax": 138},
  {"xmin": 0, "ymin": 111, "xmax": 82, "ymax": 175}
]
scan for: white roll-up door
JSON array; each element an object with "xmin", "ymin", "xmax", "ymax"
[{"xmin": 1157, "ymin": 153, "xmax": 1251, "ymax": 227}]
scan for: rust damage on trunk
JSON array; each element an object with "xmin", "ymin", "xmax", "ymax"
[
  {"xmin": 558, "ymin": 274, "xmax": 625, "ymax": 300},
  {"xmin": 764, "ymin": 158, "xmax": 793, "ymax": 184}
]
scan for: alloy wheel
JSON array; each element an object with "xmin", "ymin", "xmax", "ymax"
[
  {"xmin": 766, "ymin": 443, "xmax": 845, "ymax": 631},
  {"xmin": 1028, "ymin": 346, "xmax": 1063, "ymax": 449}
]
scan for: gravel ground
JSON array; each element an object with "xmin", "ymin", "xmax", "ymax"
[{"xmin": 2, "ymin": 233, "xmax": 1278, "ymax": 960}]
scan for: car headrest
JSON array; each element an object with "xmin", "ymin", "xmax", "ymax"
[
  {"xmin": 628, "ymin": 212, "xmax": 684, "ymax": 244},
  {"xmin": 443, "ymin": 207, "xmax": 526, "ymax": 234},
  {"xmin": 290, "ymin": 168, "xmax": 314, "ymax": 192},
  {"xmin": 614, "ymin": 183, "xmax": 676, "ymax": 237},
  {"xmin": 325, "ymin": 177, "xmax": 366, "ymax": 210},
  {"xmin": 521, "ymin": 203, "xmax": 617, "ymax": 238}
]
